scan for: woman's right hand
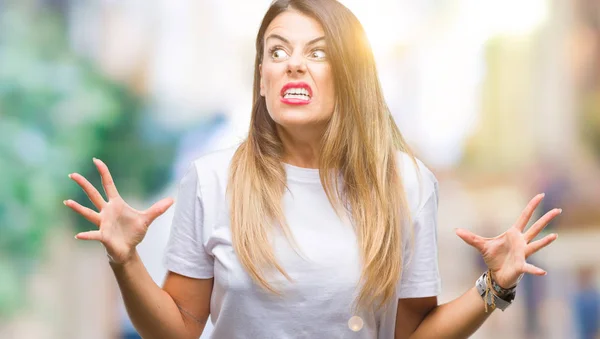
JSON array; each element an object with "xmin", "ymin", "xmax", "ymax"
[{"xmin": 64, "ymin": 158, "xmax": 174, "ymax": 265}]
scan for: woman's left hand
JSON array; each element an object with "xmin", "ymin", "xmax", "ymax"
[{"xmin": 455, "ymin": 193, "xmax": 561, "ymax": 289}]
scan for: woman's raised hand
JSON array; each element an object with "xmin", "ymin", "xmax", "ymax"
[
  {"xmin": 456, "ymin": 193, "xmax": 561, "ymax": 289},
  {"xmin": 64, "ymin": 158, "xmax": 174, "ymax": 265}
]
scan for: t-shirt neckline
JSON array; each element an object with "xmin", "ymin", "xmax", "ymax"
[{"xmin": 283, "ymin": 162, "xmax": 321, "ymax": 183}]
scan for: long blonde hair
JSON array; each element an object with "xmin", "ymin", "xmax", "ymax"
[{"xmin": 228, "ymin": 0, "xmax": 417, "ymax": 312}]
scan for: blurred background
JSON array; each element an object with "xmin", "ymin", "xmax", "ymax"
[{"xmin": 1, "ymin": 0, "xmax": 599, "ymax": 338}]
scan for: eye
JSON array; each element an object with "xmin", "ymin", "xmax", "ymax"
[
  {"xmin": 310, "ymin": 49, "xmax": 327, "ymax": 60},
  {"xmin": 270, "ymin": 47, "xmax": 289, "ymax": 60}
]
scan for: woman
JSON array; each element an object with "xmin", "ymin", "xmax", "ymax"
[{"xmin": 64, "ymin": 0, "xmax": 561, "ymax": 338}]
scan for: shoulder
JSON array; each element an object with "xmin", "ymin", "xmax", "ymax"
[
  {"xmin": 396, "ymin": 151, "xmax": 439, "ymax": 216},
  {"xmin": 190, "ymin": 145, "xmax": 239, "ymax": 177},
  {"xmin": 186, "ymin": 144, "xmax": 240, "ymax": 196}
]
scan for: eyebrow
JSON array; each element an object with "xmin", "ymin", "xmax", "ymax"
[{"xmin": 266, "ymin": 34, "xmax": 326, "ymax": 46}]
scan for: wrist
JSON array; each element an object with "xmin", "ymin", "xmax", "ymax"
[
  {"xmin": 108, "ymin": 249, "xmax": 138, "ymax": 268},
  {"xmin": 475, "ymin": 270, "xmax": 517, "ymax": 312},
  {"xmin": 489, "ymin": 271, "xmax": 522, "ymax": 295}
]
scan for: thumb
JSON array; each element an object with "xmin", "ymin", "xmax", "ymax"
[
  {"xmin": 455, "ymin": 228, "xmax": 485, "ymax": 252},
  {"xmin": 144, "ymin": 197, "xmax": 174, "ymax": 224}
]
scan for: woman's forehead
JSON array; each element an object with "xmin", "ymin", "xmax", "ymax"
[{"xmin": 264, "ymin": 11, "xmax": 325, "ymax": 43}]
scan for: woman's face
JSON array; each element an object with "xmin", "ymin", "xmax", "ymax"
[{"xmin": 260, "ymin": 10, "xmax": 335, "ymax": 132}]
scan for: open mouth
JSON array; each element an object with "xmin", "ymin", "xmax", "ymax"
[
  {"xmin": 280, "ymin": 82, "xmax": 313, "ymax": 103},
  {"xmin": 282, "ymin": 88, "xmax": 311, "ymax": 100}
]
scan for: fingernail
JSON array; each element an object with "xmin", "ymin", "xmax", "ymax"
[
  {"xmin": 63, "ymin": 200, "xmax": 67, "ymax": 206},
  {"xmin": 540, "ymin": 193, "xmax": 546, "ymax": 198},
  {"xmin": 558, "ymin": 208, "xmax": 563, "ymax": 214},
  {"xmin": 68, "ymin": 173, "xmax": 72, "ymax": 179},
  {"xmin": 74, "ymin": 235, "xmax": 78, "ymax": 240},
  {"xmin": 93, "ymin": 157, "xmax": 98, "ymax": 162}
]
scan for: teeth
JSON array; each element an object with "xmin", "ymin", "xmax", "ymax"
[
  {"xmin": 284, "ymin": 87, "xmax": 310, "ymax": 97},
  {"xmin": 284, "ymin": 93, "xmax": 310, "ymax": 100}
]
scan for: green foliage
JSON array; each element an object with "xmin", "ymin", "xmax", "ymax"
[
  {"xmin": 0, "ymin": 4, "xmax": 176, "ymax": 318},
  {"xmin": 581, "ymin": 91, "xmax": 600, "ymax": 160}
]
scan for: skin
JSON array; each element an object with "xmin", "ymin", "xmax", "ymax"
[
  {"xmin": 396, "ymin": 193, "xmax": 560, "ymax": 338},
  {"xmin": 66, "ymin": 159, "xmax": 210, "ymax": 339},
  {"xmin": 260, "ymin": 10, "xmax": 335, "ymax": 168},
  {"xmin": 64, "ymin": 10, "xmax": 561, "ymax": 339}
]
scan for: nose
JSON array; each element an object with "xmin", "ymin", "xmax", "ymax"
[{"xmin": 286, "ymin": 53, "xmax": 307, "ymax": 76}]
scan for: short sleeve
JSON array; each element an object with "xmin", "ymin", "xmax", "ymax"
[
  {"xmin": 163, "ymin": 163, "xmax": 214, "ymax": 279},
  {"xmin": 397, "ymin": 180, "xmax": 441, "ymax": 298}
]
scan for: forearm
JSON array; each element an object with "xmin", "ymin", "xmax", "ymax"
[
  {"xmin": 110, "ymin": 251, "xmax": 193, "ymax": 339},
  {"xmin": 410, "ymin": 287, "xmax": 492, "ymax": 339}
]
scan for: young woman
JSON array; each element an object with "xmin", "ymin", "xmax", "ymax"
[{"xmin": 65, "ymin": 0, "xmax": 561, "ymax": 338}]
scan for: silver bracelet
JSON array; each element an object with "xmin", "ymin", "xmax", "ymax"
[{"xmin": 475, "ymin": 270, "xmax": 516, "ymax": 312}]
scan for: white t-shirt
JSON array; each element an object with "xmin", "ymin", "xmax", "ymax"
[{"xmin": 164, "ymin": 146, "xmax": 441, "ymax": 339}]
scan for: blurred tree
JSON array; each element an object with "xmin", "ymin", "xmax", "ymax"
[
  {"xmin": 581, "ymin": 92, "xmax": 600, "ymax": 159},
  {"xmin": 0, "ymin": 3, "xmax": 177, "ymax": 319},
  {"xmin": 575, "ymin": 0, "xmax": 600, "ymax": 161}
]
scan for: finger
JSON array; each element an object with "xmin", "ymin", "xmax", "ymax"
[
  {"xmin": 523, "ymin": 262, "xmax": 547, "ymax": 276},
  {"xmin": 64, "ymin": 199, "xmax": 101, "ymax": 226},
  {"xmin": 514, "ymin": 193, "xmax": 545, "ymax": 232},
  {"xmin": 74, "ymin": 230, "xmax": 102, "ymax": 241},
  {"xmin": 93, "ymin": 158, "xmax": 120, "ymax": 200},
  {"xmin": 525, "ymin": 233, "xmax": 558, "ymax": 258},
  {"xmin": 455, "ymin": 228, "xmax": 486, "ymax": 252},
  {"xmin": 524, "ymin": 208, "xmax": 562, "ymax": 242},
  {"xmin": 143, "ymin": 197, "xmax": 174, "ymax": 224},
  {"xmin": 69, "ymin": 173, "xmax": 106, "ymax": 209}
]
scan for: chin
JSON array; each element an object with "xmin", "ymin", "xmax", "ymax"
[
  {"xmin": 277, "ymin": 117, "xmax": 319, "ymax": 129},
  {"xmin": 273, "ymin": 109, "xmax": 319, "ymax": 126}
]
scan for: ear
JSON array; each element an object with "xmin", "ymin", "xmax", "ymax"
[{"xmin": 259, "ymin": 64, "xmax": 265, "ymax": 97}]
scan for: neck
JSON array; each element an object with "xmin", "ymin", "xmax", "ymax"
[{"xmin": 277, "ymin": 124, "xmax": 324, "ymax": 169}]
